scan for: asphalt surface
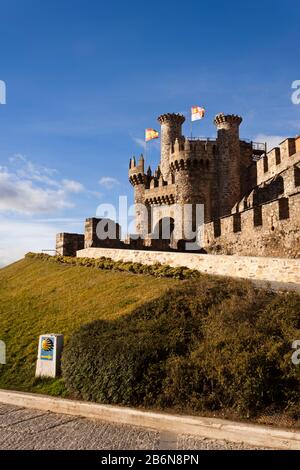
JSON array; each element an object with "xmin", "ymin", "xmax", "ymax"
[{"xmin": 0, "ymin": 403, "xmax": 266, "ymax": 450}]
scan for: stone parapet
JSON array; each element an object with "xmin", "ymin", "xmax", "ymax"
[
  {"xmin": 76, "ymin": 247, "xmax": 300, "ymax": 286},
  {"xmin": 84, "ymin": 218, "xmax": 121, "ymax": 249},
  {"xmin": 257, "ymin": 138, "xmax": 300, "ymax": 184},
  {"xmin": 204, "ymin": 191, "xmax": 300, "ymax": 258},
  {"xmin": 56, "ymin": 233, "xmax": 84, "ymax": 257}
]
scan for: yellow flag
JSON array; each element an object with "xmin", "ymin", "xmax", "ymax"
[
  {"xmin": 191, "ymin": 106, "xmax": 205, "ymax": 121},
  {"xmin": 145, "ymin": 128, "xmax": 159, "ymax": 142}
]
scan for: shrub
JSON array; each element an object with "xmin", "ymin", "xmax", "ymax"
[
  {"xmin": 25, "ymin": 252, "xmax": 200, "ymax": 280},
  {"xmin": 62, "ymin": 278, "xmax": 300, "ymax": 417}
]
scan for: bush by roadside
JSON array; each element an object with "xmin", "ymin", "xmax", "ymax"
[{"xmin": 62, "ymin": 278, "xmax": 300, "ymax": 419}]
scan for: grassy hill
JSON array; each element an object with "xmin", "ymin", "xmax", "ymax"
[
  {"xmin": 0, "ymin": 257, "xmax": 178, "ymax": 394},
  {"xmin": 0, "ymin": 255, "xmax": 299, "ymax": 424}
]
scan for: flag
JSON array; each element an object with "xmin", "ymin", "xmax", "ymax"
[
  {"xmin": 191, "ymin": 106, "xmax": 205, "ymax": 121},
  {"xmin": 145, "ymin": 128, "xmax": 159, "ymax": 142}
]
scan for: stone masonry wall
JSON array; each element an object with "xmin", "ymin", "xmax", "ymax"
[
  {"xmin": 203, "ymin": 192, "xmax": 300, "ymax": 258},
  {"xmin": 84, "ymin": 218, "xmax": 121, "ymax": 249},
  {"xmin": 77, "ymin": 247, "xmax": 300, "ymax": 287},
  {"xmin": 202, "ymin": 158, "xmax": 300, "ymax": 259},
  {"xmin": 257, "ymin": 136, "xmax": 300, "ymax": 185},
  {"xmin": 56, "ymin": 233, "xmax": 84, "ymax": 256}
]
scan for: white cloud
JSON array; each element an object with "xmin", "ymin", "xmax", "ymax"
[
  {"xmin": 99, "ymin": 176, "xmax": 120, "ymax": 189},
  {"xmin": 0, "ymin": 217, "xmax": 83, "ymax": 267},
  {"xmin": 86, "ymin": 190, "xmax": 103, "ymax": 198},
  {"xmin": 0, "ymin": 169, "xmax": 72, "ymax": 214},
  {"xmin": 254, "ymin": 134, "xmax": 287, "ymax": 152},
  {"xmin": 10, "ymin": 154, "xmax": 59, "ymax": 187},
  {"xmin": 0, "ymin": 155, "xmax": 86, "ymax": 215},
  {"xmin": 0, "ymin": 155, "xmax": 102, "ymax": 267},
  {"xmin": 62, "ymin": 179, "xmax": 84, "ymax": 193}
]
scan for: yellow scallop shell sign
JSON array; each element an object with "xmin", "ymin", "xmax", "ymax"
[{"xmin": 42, "ymin": 338, "xmax": 54, "ymax": 352}]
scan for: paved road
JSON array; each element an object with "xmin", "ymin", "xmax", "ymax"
[{"xmin": 0, "ymin": 403, "xmax": 265, "ymax": 450}]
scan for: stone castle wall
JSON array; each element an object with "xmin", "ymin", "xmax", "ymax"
[
  {"xmin": 203, "ymin": 193, "xmax": 300, "ymax": 258},
  {"xmin": 203, "ymin": 161, "xmax": 300, "ymax": 258},
  {"xmin": 56, "ymin": 233, "xmax": 84, "ymax": 256},
  {"xmin": 56, "ymin": 219, "xmax": 122, "ymax": 256},
  {"xmin": 76, "ymin": 247, "xmax": 300, "ymax": 287},
  {"xmin": 84, "ymin": 218, "xmax": 121, "ymax": 249},
  {"xmin": 257, "ymin": 136, "xmax": 300, "ymax": 184}
]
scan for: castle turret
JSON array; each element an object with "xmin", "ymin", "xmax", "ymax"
[
  {"xmin": 214, "ymin": 113, "xmax": 243, "ymax": 217},
  {"xmin": 129, "ymin": 154, "xmax": 148, "ymax": 235},
  {"xmin": 129, "ymin": 154, "xmax": 145, "ymax": 185},
  {"xmin": 157, "ymin": 113, "xmax": 185, "ymax": 180}
]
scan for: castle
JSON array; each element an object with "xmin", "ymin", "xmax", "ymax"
[
  {"xmin": 56, "ymin": 111, "xmax": 300, "ymax": 259},
  {"xmin": 128, "ymin": 112, "xmax": 300, "ymax": 257}
]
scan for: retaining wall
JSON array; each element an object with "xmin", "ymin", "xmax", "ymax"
[{"xmin": 77, "ymin": 248, "xmax": 300, "ymax": 286}]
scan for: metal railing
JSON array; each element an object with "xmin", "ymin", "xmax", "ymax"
[
  {"xmin": 42, "ymin": 249, "xmax": 61, "ymax": 255},
  {"xmin": 188, "ymin": 136, "xmax": 216, "ymax": 141},
  {"xmin": 242, "ymin": 139, "xmax": 267, "ymax": 152},
  {"xmin": 188, "ymin": 137, "xmax": 266, "ymax": 150}
]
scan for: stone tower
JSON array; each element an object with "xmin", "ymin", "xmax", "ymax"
[
  {"xmin": 157, "ymin": 113, "xmax": 185, "ymax": 180},
  {"xmin": 169, "ymin": 136, "xmax": 213, "ymax": 227},
  {"xmin": 128, "ymin": 154, "xmax": 148, "ymax": 235},
  {"xmin": 128, "ymin": 109, "xmax": 261, "ymax": 250},
  {"xmin": 214, "ymin": 113, "xmax": 243, "ymax": 217}
]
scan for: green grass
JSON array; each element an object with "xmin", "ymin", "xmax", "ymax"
[{"xmin": 0, "ymin": 257, "xmax": 178, "ymax": 395}]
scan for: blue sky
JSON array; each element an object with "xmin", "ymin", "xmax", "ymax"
[{"xmin": 0, "ymin": 0, "xmax": 299, "ymax": 265}]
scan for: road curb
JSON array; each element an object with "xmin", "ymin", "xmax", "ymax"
[{"xmin": 0, "ymin": 389, "xmax": 299, "ymax": 450}]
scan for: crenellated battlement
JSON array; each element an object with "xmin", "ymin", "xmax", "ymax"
[
  {"xmin": 214, "ymin": 113, "xmax": 243, "ymax": 129},
  {"xmin": 157, "ymin": 113, "xmax": 185, "ymax": 126},
  {"xmin": 256, "ymin": 136, "xmax": 300, "ymax": 184},
  {"xmin": 232, "ymin": 161, "xmax": 300, "ymax": 213},
  {"xmin": 144, "ymin": 183, "xmax": 176, "ymax": 205},
  {"xmin": 204, "ymin": 189, "xmax": 300, "ymax": 258},
  {"xmin": 129, "ymin": 154, "xmax": 147, "ymax": 186},
  {"xmin": 169, "ymin": 136, "xmax": 216, "ymax": 172},
  {"xmin": 203, "ymin": 160, "xmax": 300, "ymax": 258}
]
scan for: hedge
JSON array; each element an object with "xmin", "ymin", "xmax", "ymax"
[
  {"xmin": 62, "ymin": 278, "xmax": 300, "ymax": 418},
  {"xmin": 25, "ymin": 252, "xmax": 200, "ymax": 280}
]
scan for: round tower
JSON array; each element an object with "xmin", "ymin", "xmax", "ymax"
[
  {"xmin": 128, "ymin": 155, "xmax": 148, "ymax": 235},
  {"xmin": 157, "ymin": 113, "xmax": 185, "ymax": 180},
  {"xmin": 214, "ymin": 113, "xmax": 242, "ymax": 217}
]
